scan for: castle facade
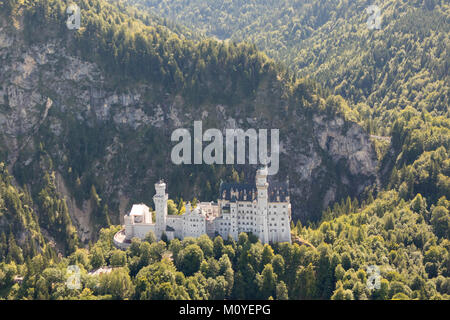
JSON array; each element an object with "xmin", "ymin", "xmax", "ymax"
[{"xmin": 122, "ymin": 167, "xmax": 292, "ymax": 244}]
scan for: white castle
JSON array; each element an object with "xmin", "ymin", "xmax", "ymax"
[{"xmin": 119, "ymin": 167, "xmax": 292, "ymax": 246}]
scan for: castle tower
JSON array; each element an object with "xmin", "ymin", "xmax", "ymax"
[
  {"xmin": 153, "ymin": 180, "xmax": 168, "ymax": 239},
  {"xmin": 256, "ymin": 166, "xmax": 269, "ymax": 243}
]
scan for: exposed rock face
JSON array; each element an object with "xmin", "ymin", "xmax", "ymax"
[
  {"xmin": 0, "ymin": 20, "xmax": 378, "ymax": 241},
  {"xmin": 314, "ymin": 115, "xmax": 375, "ymax": 177}
]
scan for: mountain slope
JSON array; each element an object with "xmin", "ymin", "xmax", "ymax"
[
  {"xmin": 0, "ymin": 0, "xmax": 448, "ymax": 302},
  {"xmin": 0, "ymin": 0, "xmax": 378, "ymax": 250},
  {"xmin": 129, "ymin": 0, "xmax": 449, "ymax": 132},
  {"xmin": 122, "ymin": 0, "xmax": 450, "ymax": 249}
]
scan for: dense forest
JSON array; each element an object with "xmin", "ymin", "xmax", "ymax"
[
  {"xmin": 18, "ymin": 0, "xmax": 299, "ymax": 107},
  {"xmin": 129, "ymin": 0, "xmax": 449, "ymax": 133},
  {"xmin": 1, "ymin": 177, "xmax": 449, "ymax": 299},
  {"xmin": 0, "ymin": 0, "xmax": 448, "ymax": 300}
]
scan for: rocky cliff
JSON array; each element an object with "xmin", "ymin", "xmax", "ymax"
[{"xmin": 0, "ymin": 7, "xmax": 378, "ymax": 245}]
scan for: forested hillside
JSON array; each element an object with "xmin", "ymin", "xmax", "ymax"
[
  {"xmin": 0, "ymin": 0, "xmax": 379, "ymax": 240},
  {"xmin": 129, "ymin": 0, "xmax": 449, "ymax": 132},
  {"xmin": 0, "ymin": 0, "xmax": 448, "ymax": 300},
  {"xmin": 1, "ymin": 186, "xmax": 449, "ymax": 300}
]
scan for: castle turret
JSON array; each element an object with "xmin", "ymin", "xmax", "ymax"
[
  {"xmin": 256, "ymin": 166, "xmax": 269, "ymax": 243},
  {"xmin": 153, "ymin": 180, "xmax": 168, "ymax": 239}
]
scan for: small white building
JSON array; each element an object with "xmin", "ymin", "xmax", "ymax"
[
  {"xmin": 124, "ymin": 204, "xmax": 155, "ymax": 239},
  {"xmin": 121, "ymin": 167, "xmax": 292, "ymax": 245}
]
